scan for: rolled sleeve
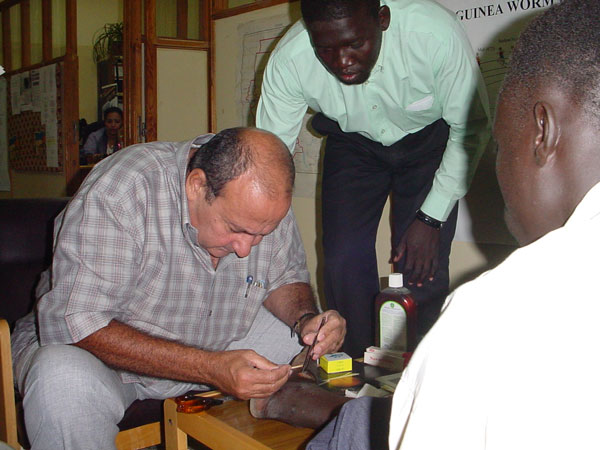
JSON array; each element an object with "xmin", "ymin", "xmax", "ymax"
[
  {"xmin": 265, "ymin": 208, "xmax": 310, "ymax": 295},
  {"xmin": 38, "ymin": 188, "xmax": 143, "ymax": 345}
]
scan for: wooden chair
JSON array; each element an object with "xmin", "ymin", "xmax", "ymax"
[
  {"xmin": 0, "ymin": 319, "xmax": 162, "ymax": 449},
  {"xmin": 0, "ymin": 199, "xmax": 162, "ymax": 450},
  {"xmin": 0, "ymin": 320, "xmax": 17, "ymax": 449}
]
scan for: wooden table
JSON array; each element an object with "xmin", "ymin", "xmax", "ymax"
[{"xmin": 164, "ymin": 397, "xmax": 316, "ymax": 450}]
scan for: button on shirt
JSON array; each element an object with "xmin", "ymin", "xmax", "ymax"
[
  {"xmin": 256, "ymin": 0, "xmax": 491, "ymax": 221},
  {"xmin": 13, "ymin": 135, "xmax": 310, "ymax": 384}
]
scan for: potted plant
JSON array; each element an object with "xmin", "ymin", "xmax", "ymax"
[{"xmin": 92, "ymin": 22, "xmax": 124, "ymax": 63}]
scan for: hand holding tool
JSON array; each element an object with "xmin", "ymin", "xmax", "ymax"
[{"xmin": 301, "ymin": 316, "xmax": 327, "ymax": 373}]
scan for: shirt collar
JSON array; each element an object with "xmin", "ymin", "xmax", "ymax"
[
  {"xmin": 565, "ymin": 181, "xmax": 600, "ymax": 226},
  {"xmin": 371, "ymin": 30, "xmax": 386, "ymax": 78},
  {"xmin": 370, "ymin": 10, "xmax": 408, "ymax": 81}
]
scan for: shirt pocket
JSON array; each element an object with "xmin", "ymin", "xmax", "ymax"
[
  {"xmin": 242, "ymin": 276, "xmax": 269, "ymax": 304},
  {"xmin": 406, "ymin": 95, "xmax": 434, "ymax": 112},
  {"xmin": 401, "ymin": 95, "xmax": 441, "ymax": 131}
]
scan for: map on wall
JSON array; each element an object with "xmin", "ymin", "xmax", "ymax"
[
  {"xmin": 442, "ymin": 0, "xmax": 561, "ymax": 115},
  {"xmin": 237, "ymin": 15, "xmax": 322, "ymax": 198},
  {"xmin": 234, "ymin": 0, "xmax": 559, "ymax": 241},
  {"xmin": 436, "ymin": 0, "xmax": 561, "ymax": 244}
]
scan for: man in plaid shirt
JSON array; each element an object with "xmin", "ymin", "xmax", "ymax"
[{"xmin": 12, "ymin": 127, "xmax": 346, "ymax": 450}]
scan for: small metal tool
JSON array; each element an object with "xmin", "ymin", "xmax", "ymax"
[{"xmin": 301, "ymin": 316, "xmax": 327, "ymax": 373}]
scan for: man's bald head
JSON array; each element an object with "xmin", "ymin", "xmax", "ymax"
[{"xmin": 187, "ymin": 127, "xmax": 295, "ymax": 203}]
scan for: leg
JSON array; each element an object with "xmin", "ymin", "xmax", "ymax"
[
  {"xmin": 306, "ymin": 396, "xmax": 392, "ymax": 450},
  {"xmin": 16, "ymin": 344, "xmax": 137, "ymax": 450},
  {"xmin": 388, "ymin": 119, "xmax": 457, "ymax": 337},
  {"xmin": 314, "ymin": 114, "xmax": 392, "ymax": 358},
  {"xmin": 250, "ymin": 377, "xmax": 349, "ymax": 429}
]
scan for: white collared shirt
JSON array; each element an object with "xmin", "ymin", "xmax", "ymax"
[{"xmin": 389, "ymin": 182, "xmax": 600, "ymax": 449}]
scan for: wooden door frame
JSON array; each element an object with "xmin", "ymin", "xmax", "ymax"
[
  {"xmin": 123, "ymin": 0, "xmax": 143, "ymax": 145},
  {"xmin": 123, "ymin": 0, "xmax": 214, "ymax": 145},
  {"xmin": 64, "ymin": 0, "xmax": 79, "ymax": 195}
]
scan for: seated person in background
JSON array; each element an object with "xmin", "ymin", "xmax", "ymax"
[
  {"xmin": 11, "ymin": 126, "xmax": 346, "ymax": 450},
  {"xmin": 254, "ymin": 1, "xmax": 600, "ymax": 449},
  {"xmin": 82, "ymin": 106, "xmax": 123, "ymax": 161}
]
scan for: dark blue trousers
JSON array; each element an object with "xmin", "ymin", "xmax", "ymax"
[
  {"xmin": 313, "ymin": 113, "xmax": 458, "ymax": 357},
  {"xmin": 306, "ymin": 397, "xmax": 392, "ymax": 450}
]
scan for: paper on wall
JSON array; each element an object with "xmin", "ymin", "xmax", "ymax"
[
  {"xmin": 10, "ymin": 74, "xmax": 20, "ymax": 115},
  {"xmin": 19, "ymin": 72, "xmax": 32, "ymax": 112},
  {"xmin": 30, "ymin": 69, "xmax": 41, "ymax": 112}
]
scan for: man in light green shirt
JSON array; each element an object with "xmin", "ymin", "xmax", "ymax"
[{"xmin": 257, "ymin": 0, "xmax": 490, "ymax": 356}]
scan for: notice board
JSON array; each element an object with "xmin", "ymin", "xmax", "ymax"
[{"xmin": 6, "ymin": 62, "xmax": 63, "ymax": 173}]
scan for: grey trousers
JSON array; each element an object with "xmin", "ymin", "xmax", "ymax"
[
  {"xmin": 306, "ymin": 396, "xmax": 393, "ymax": 450},
  {"xmin": 15, "ymin": 306, "xmax": 302, "ymax": 450}
]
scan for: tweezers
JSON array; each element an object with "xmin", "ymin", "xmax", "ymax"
[{"xmin": 301, "ymin": 316, "xmax": 327, "ymax": 373}]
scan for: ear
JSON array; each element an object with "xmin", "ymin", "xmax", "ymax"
[
  {"xmin": 533, "ymin": 101, "xmax": 559, "ymax": 167},
  {"xmin": 379, "ymin": 6, "xmax": 391, "ymax": 31},
  {"xmin": 185, "ymin": 168, "xmax": 207, "ymax": 202}
]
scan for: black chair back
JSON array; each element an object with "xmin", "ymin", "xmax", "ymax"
[{"xmin": 0, "ymin": 198, "xmax": 69, "ymax": 329}]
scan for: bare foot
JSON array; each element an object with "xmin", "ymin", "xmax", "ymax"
[
  {"xmin": 249, "ymin": 396, "xmax": 269, "ymax": 419},
  {"xmin": 249, "ymin": 379, "xmax": 349, "ymax": 428}
]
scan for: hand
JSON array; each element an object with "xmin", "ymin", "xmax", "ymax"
[
  {"xmin": 300, "ymin": 310, "xmax": 346, "ymax": 360},
  {"xmin": 392, "ymin": 218, "xmax": 440, "ymax": 287},
  {"xmin": 207, "ymin": 350, "xmax": 291, "ymax": 400}
]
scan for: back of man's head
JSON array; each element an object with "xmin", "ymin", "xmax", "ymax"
[
  {"xmin": 495, "ymin": 0, "xmax": 600, "ymax": 245},
  {"xmin": 501, "ymin": 0, "xmax": 600, "ymax": 124},
  {"xmin": 301, "ymin": 0, "xmax": 380, "ymax": 24},
  {"xmin": 187, "ymin": 127, "xmax": 294, "ymax": 203}
]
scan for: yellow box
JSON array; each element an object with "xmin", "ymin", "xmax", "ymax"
[{"xmin": 319, "ymin": 352, "xmax": 352, "ymax": 373}]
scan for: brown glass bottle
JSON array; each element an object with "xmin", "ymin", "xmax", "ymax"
[{"xmin": 375, "ymin": 273, "xmax": 417, "ymax": 352}]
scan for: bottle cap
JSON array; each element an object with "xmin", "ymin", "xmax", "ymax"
[{"xmin": 389, "ymin": 273, "xmax": 403, "ymax": 288}]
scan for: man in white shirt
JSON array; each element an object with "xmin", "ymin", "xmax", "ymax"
[{"xmin": 389, "ymin": 0, "xmax": 600, "ymax": 447}]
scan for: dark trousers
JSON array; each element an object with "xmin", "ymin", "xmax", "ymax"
[
  {"xmin": 313, "ymin": 113, "xmax": 458, "ymax": 357},
  {"xmin": 306, "ymin": 397, "xmax": 392, "ymax": 450}
]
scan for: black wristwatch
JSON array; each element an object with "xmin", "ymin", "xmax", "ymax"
[{"xmin": 415, "ymin": 210, "xmax": 443, "ymax": 229}]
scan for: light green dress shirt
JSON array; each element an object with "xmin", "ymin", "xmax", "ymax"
[{"xmin": 256, "ymin": 0, "xmax": 491, "ymax": 221}]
